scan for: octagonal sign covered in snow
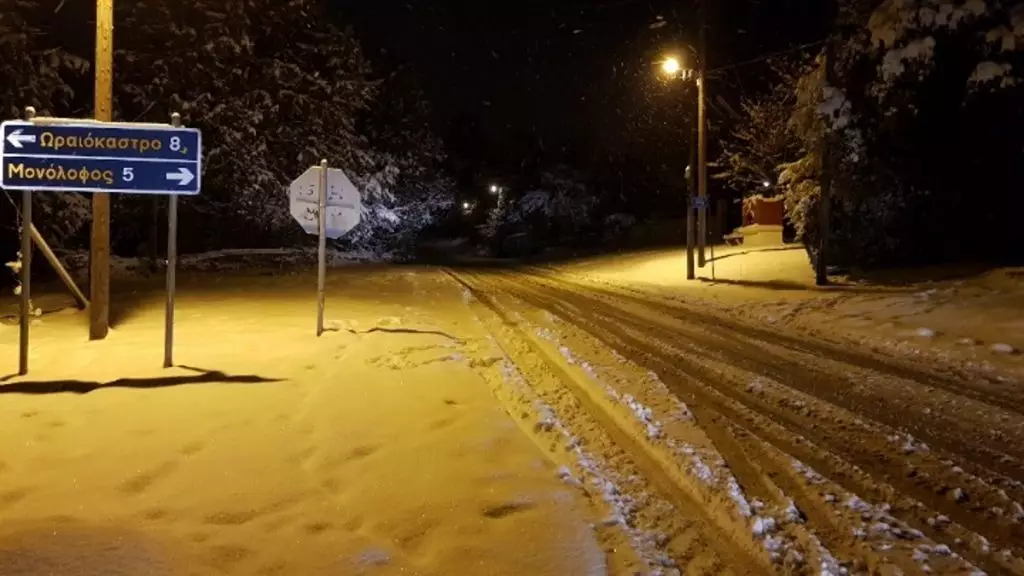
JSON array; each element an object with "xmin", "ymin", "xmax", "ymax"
[{"xmin": 289, "ymin": 165, "xmax": 362, "ymax": 240}]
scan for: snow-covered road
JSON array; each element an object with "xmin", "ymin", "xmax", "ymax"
[
  {"xmin": 1, "ymin": 262, "xmax": 1022, "ymax": 575},
  {"xmin": 450, "ymin": 266, "xmax": 1024, "ymax": 575}
]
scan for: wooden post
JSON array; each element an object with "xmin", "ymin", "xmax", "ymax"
[
  {"xmin": 816, "ymin": 39, "xmax": 836, "ymax": 287},
  {"xmin": 90, "ymin": 0, "xmax": 113, "ymax": 340},
  {"xmin": 164, "ymin": 113, "xmax": 181, "ymax": 368}
]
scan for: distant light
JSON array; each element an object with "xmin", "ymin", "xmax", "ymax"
[
  {"xmin": 661, "ymin": 57, "xmax": 682, "ymax": 77},
  {"xmin": 489, "ymin": 184, "xmax": 499, "ymax": 193},
  {"xmin": 462, "ymin": 201, "xmax": 470, "ymax": 209},
  {"xmin": 762, "ymin": 181, "xmax": 771, "ymax": 188}
]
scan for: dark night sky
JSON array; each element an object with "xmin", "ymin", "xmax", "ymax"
[{"xmin": 334, "ymin": 0, "xmax": 830, "ymax": 184}]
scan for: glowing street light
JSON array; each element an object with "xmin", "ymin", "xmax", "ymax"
[
  {"xmin": 659, "ymin": 46, "xmax": 706, "ymax": 278},
  {"xmin": 762, "ymin": 181, "xmax": 771, "ymax": 188},
  {"xmin": 489, "ymin": 184, "xmax": 499, "ymax": 194},
  {"xmin": 661, "ymin": 56, "xmax": 682, "ymax": 77}
]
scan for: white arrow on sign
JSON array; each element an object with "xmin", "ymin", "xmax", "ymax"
[
  {"xmin": 5, "ymin": 129, "xmax": 36, "ymax": 149},
  {"xmin": 166, "ymin": 167, "xmax": 194, "ymax": 186}
]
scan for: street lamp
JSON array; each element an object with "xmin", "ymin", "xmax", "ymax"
[
  {"xmin": 488, "ymin": 184, "xmax": 505, "ymax": 208},
  {"xmin": 660, "ymin": 45, "xmax": 707, "ymax": 279},
  {"xmin": 661, "ymin": 57, "xmax": 682, "ymax": 77}
]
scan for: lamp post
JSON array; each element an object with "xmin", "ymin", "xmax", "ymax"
[
  {"xmin": 660, "ymin": 48, "xmax": 705, "ymax": 280},
  {"xmin": 489, "ymin": 183, "xmax": 505, "ymax": 208}
]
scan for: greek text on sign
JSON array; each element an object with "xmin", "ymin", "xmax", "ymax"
[
  {"xmin": 1, "ymin": 120, "xmax": 202, "ymax": 195},
  {"xmin": 289, "ymin": 166, "xmax": 362, "ymax": 240}
]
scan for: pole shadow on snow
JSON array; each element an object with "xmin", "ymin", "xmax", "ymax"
[
  {"xmin": 705, "ymin": 245, "xmax": 803, "ymax": 264},
  {"xmin": 697, "ymin": 276, "xmax": 901, "ymax": 294},
  {"xmin": 0, "ymin": 365, "xmax": 283, "ymax": 395},
  {"xmin": 696, "ymin": 277, "xmax": 811, "ymax": 292}
]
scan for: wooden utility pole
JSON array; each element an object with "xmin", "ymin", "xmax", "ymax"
[
  {"xmin": 816, "ymin": 38, "xmax": 838, "ymax": 286},
  {"xmin": 91, "ymin": 0, "xmax": 113, "ymax": 340},
  {"xmin": 696, "ymin": 1, "xmax": 709, "ymax": 268}
]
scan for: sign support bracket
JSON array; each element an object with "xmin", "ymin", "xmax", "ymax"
[{"xmin": 29, "ymin": 223, "xmax": 88, "ymax": 310}]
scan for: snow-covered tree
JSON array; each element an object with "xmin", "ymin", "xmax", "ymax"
[
  {"xmin": 482, "ymin": 166, "xmax": 596, "ymax": 254},
  {"xmin": 112, "ymin": 0, "xmax": 378, "ymax": 251},
  {"xmin": 779, "ymin": 0, "xmax": 1024, "ymax": 268},
  {"xmin": 715, "ymin": 59, "xmax": 807, "ymax": 198},
  {"xmin": 0, "ymin": 0, "xmax": 92, "ymax": 252},
  {"xmin": 342, "ymin": 82, "xmax": 455, "ymax": 257}
]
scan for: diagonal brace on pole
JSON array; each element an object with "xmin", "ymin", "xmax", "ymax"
[{"xmin": 29, "ymin": 224, "xmax": 89, "ymax": 310}]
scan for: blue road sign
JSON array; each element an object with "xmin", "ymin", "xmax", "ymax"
[{"xmin": 0, "ymin": 120, "xmax": 202, "ymax": 195}]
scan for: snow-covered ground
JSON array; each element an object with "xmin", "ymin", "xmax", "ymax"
[
  {"xmin": 548, "ymin": 244, "xmax": 1024, "ymax": 377},
  {"xmin": 0, "ymin": 268, "xmax": 619, "ymax": 575},
  {"xmin": 3, "ymin": 247, "xmax": 1022, "ymax": 575}
]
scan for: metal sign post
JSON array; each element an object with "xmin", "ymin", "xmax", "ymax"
[
  {"xmin": 17, "ymin": 107, "xmax": 37, "ymax": 375},
  {"xmin": 288, "ymin": 163, "xmax": 363, "ymax": 337},
  {"xmin": 165, "ymin": 113, "xmax": 182, "ymax": 367},
  {"xmin": 317, "ymin": 159, "xmax": 328, "ymax": 337},
  {"xmin": 19, "ymin": 187, "xmax": 31, "ymax": 376}
]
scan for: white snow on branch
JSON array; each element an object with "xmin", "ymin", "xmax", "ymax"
[
  {"xmin": 985, "ymin": 25, "xmax": 1017, "ymax": 51},
  {"xmin": 969, "ymin": 61, "xmax": 1016, "ymax": 86},
  {"xmin": 818, "ymin": 85, "xmax": 852, "ymax": 131},
  {"xmin": 869, "ymin": 0, "xmax": 990, "ymax": 48},
  {"xmin": 879, "ymin": 36, "xmax": 936, "ymax": 81}
]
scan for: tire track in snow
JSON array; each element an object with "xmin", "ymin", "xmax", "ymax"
[
  {"xmin": 521, "ymin": 272, "xmax": 1024, "ymax": 549},
  {"xmin": 532, "ymin": 265, "xmax": 1023, "ymax": 412},
  {"xmin": 480, "ymin": 268, "xmax": 1020, "ymax": 575},
  {"xmin": 446, "ymin": 269, "xmax": 770, "ymax": 575},
  {"xmin": 482, "ymin": 271, "xmax": 888, "ymax": 573}
]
